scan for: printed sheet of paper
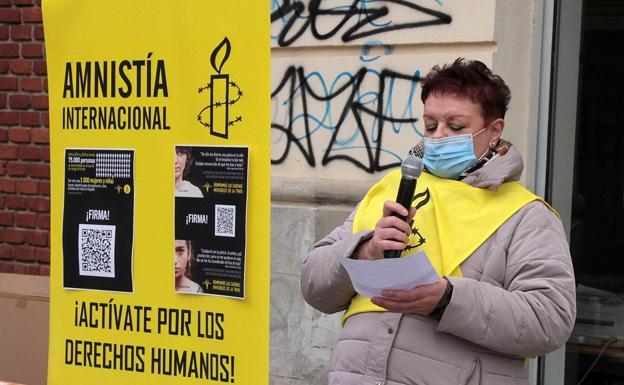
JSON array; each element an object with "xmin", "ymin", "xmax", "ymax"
[
  {"xmin": 62, "ymin": 148, "xmax": 134, "ymax": 292},
  {"xmin": 174, "ymin": 145, "xmax": 249, "ymax": 298},
  {"xmin": 340, "ymin": 252, "xmax": 440, "ymax": 298}
]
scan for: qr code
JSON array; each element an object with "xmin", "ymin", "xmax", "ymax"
[
  {"xmin": 215, "ymin": 204, "xmax": 236, "ymax": 237},
  {"xmin": 78, "ymin": 224, "xmax": 116, "ymax": 277}
]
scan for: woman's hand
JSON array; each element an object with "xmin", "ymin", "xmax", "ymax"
[
  {"xmin": 355, "ymin": 201, "xmax": 416, "ymax": 260},
  {"xmin": 370, "ymin": 278, "xmax": 448, "ymax": 315}
]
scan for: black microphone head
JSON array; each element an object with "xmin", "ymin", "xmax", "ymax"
[{"xmin": 401, "ymin": 154, "xmax": 423, "ymax": 180}]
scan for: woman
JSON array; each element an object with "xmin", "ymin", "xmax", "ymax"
[
  {"xmin": 175, "ymin": 146, "xmax": 203, "ymax": 198},
  {"xmin": 300, "ymin": 59, "xmax": 576, "ymax": 385},
  {"xmin": 174, "ymin": 239, "xmax": 203, "ymax": 293}
]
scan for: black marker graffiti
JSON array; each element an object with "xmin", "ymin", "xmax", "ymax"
[
  {"xmin": 271, "ymin": 66, "xmax": 420, "ymax": 173},
  {"xmin": 271, "ymin": 0, "xmax": 452, "ymax": 47}
]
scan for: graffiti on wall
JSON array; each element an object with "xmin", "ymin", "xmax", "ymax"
[
  {"xmin": 271, "ymin": 0, "xmax": 453, "ymax": 173},
  {"xmin": 271, "ymin": 0, "xmax": 452, "ymax": 47},
  {"xmin": 271, "ymin": 65, "xmax": 421, "ymax": 173}
]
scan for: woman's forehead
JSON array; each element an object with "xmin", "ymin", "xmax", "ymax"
[{"xmin": 423, "ymin": 93, "xmax": 483, "ymax": 118}]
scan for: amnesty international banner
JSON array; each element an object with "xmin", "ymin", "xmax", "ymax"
[{"xmin": 43, "ymin": 1, "xmax": 270, "ymax": 384}]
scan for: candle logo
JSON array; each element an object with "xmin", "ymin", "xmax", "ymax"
[{"xmin": 197, "ymin": 37, "xmax": 243, "ymax": 139}]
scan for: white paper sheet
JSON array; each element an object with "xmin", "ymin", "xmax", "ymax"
[{"xmin": 340, "ymin": 251, "xmax": 440, "ymax": 298}]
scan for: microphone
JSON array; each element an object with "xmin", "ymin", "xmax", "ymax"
[{"xmin": 384, "ymin": 154, "xmax": 423, "ymax": 258}]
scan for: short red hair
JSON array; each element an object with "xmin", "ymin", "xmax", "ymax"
[{"xmin": 420, "ymin": 58, "xmax": 511, "ymax": 120}]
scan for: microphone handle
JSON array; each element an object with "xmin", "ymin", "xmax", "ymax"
[{"xmin": 384, "ymin": 177, "xmax": 417, "ymax": 259}]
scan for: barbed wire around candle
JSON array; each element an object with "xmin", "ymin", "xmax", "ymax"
[
  {"xmin": 197, "ymin": 81, "xmax": 243, "ymax": 127},
  {"xmin": 196, "ymin": 37, "xmax": 243, "ymax": 139}
]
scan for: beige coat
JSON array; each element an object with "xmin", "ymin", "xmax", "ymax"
[{"xmin": 300, "ymin": 146, "xmax": 576, "ymax": 385}]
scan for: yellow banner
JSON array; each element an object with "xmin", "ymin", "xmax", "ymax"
[{"xmin": 43, "ymin": 1, "xmax": 270, "ymax": 384}]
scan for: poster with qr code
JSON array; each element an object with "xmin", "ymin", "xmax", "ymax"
[
  {"xmin": 175, "ymin": 146, "xmax": 248, "ymax": 298},
  {"xmin": 62, "ymin": 149, "xmax": 134, "ymax": 292}
]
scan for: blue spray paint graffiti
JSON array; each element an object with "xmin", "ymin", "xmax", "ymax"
[
  {"xmin": 271, "ymin": 66, "xmax": 423, "ymax": 173},
  {"xmin": 359, "ymin": 39, "xmax": 395, "ymax": 62}
]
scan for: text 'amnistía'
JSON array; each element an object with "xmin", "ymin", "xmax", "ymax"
[{"xmin": 61, "ymin": 53, "xmax": 172, "ymax": 131}]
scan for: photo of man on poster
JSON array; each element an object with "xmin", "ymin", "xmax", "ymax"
[{"xmin": 174, "ymin": 239, "xmax": 203, "ymax": 293}]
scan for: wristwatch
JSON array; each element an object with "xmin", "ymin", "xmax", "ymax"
[{"xmin": 429, "ymin": 276, "xmax": 453, "ymax": 321}]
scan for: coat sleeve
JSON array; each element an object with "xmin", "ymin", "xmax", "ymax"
[
  {"xmin": 436, "ymin": 202, "xmax": 577, "ymax": 357},
  {"xmin": 300, "ymin": 206, "xmax": 373, "ymax": 314}
]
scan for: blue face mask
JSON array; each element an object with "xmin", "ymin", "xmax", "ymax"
[{"xmin": 423, "ymin": 127, "xmax": 488, "ymax": 180}]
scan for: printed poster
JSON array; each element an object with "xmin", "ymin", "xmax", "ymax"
[
  {"xmin": 174, "ymin": 146, "xmax": 248, "ymax": 298},
  {"xmin": 62, "ymin": 148, "xmax": 134, "ymax": 292},
  {"xmin": 43, "ymin": 1, "xmax": 270, "ymax": 384}
]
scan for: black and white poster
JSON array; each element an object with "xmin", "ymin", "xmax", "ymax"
[
  {"xmin": 174, "ymin": 145, "xmax": 248, "ymax": 298},
  {"xmin": 62, "ymin": 148, "xmax": 134, "ymax": 292}
]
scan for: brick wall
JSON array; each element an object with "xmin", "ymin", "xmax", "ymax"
[{"xmin": 0, "ymin": 0, "xmax": 50, "ymax": 276}]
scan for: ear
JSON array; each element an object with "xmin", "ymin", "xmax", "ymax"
[{"xmin": 489, "ymin": 118, "xmax": 505, "ymax": 147}]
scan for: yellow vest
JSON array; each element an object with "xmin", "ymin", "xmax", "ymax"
[{"xmin": 343, "ymin": 171, "xmax": 548, "ymax": 322}]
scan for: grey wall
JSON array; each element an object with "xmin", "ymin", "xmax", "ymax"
[{"xmin": 270, "ymin": 204, "xmax": 351, "ymax": 385}]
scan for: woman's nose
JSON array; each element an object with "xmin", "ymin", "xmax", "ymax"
[{"xmin": 429, "ymin": 124, "xmax": 448, "ymax": 139}]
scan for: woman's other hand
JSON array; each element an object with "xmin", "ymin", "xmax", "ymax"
[
  {"xmin": 370, "ymin": 278, "xmax": 448, "ymax": 315},
  {"xmin": 355, "ymin": 201, "xmax": 416, "ymax": 260}
]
